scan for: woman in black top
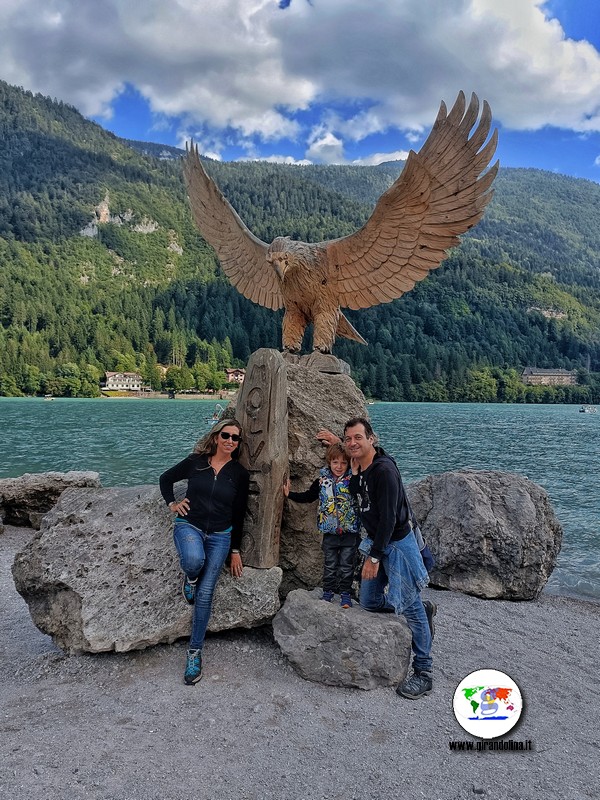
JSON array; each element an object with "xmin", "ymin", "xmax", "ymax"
[{"xmin": 159, "ymin": 418, "xmax": 249, "ymax": 685}]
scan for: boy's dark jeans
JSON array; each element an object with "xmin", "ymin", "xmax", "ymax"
[{"xmin": 322, "ymin": 536, "xmax": 358, "ymax": 594}]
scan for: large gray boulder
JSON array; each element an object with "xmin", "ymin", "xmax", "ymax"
[
  {"xmin": 407, "ymin": 470, "xmax": 563, "ymax": 600},
  {"xmin": 12, "ymin": 485, "xmax": 282, "ymax": 653},
  {"xmin": 0, "ymin": 471, "xmax": 101, "ymax": 529},
  {"xmin": 210, "ymin": 566, "xmax": 283, "ymax": 632},
  {"xmin": 272, "ymin": 588, "xmax": 412, "ymax": 689}
]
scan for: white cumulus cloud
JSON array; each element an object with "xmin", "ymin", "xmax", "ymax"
[
  {"xmin": 250, "ymin": 154, "xmax": 313, "ymax": 164},
  {"xmin": 351, "ymin": 151, "xmax": 409, "ymax": 166},
  {"xmin": 306, "ymin": 130, "xmax": 346, "ymax": 164},
  {"xmin": 1, "ymin": 0, "xmax": 600, "ymax": 164}
]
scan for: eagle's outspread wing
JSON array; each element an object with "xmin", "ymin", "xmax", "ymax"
[
  {"xmin": 325, "ymin": 92, "xmax": 498, "ymax": 311},
  {"xmin": 183, "ymin": 144, "xmax": 284, "ymax": 311}
]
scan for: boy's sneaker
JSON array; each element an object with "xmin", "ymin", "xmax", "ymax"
[
  {"xmin": 182, "ymin": 575, "xmax": 198, "ymax": 605},
  {"xmin": 423, "ymin": 599, "xmax": 437, "ymax": 641},
  {"xmin": 340, "ymin": 592, "xmax": 352, "ymax": 608},
  {"xmin": 321, "ymin": 590, "xmax": 334, "ymax": 602},
  {"xmin": 396, "ymin": 670, "xmax": 433, "ymax": 699},
  {"xmin": 184, "ymin": 649, "xmax": 203, "ymax": 685}
]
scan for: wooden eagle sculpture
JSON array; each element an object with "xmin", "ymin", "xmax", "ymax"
[{"xmin": 183, "ymin": 91, "xmax": 498, "ymax": 353}]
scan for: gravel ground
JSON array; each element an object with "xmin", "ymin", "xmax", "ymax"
[{"xmin": 1, "ymin": 525, "xmax": 598, "ymax": 800}]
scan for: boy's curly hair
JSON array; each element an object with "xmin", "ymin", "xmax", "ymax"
[{"xmin": 325, "ymin": 442, "xmax": 349, "ymax": 465}]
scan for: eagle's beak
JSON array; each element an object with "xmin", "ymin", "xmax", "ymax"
[{"xmin": 269, "ymin": 255, "xmax": 285, "ymax": 281}]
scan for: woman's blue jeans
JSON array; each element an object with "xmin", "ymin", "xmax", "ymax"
[
  {"xmin": 360, "ymin": 559, "xmax": 433, "ymax": 674},
  {"xmin": 173, "ymin": 521, "xmax": 231, "ymax": 651}
]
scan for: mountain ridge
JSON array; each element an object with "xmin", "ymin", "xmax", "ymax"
[{"xmin": 0, "ymin": 79, "xmax": 598, "ymax": 402}]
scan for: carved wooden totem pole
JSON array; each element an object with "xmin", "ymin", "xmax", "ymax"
[{"xmin": 234, "ymin": 350, "xmax": 288, "ymax": 568}]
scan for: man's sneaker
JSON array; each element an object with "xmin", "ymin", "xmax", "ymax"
[
  {"xmin": 340, "ymin": 592, "xmax": 352, "ymax": 608},
  {"xmin": 396, "ymin": 670, "xmax": 433, "ymax": 699},
  {"xmin": 182, "ymin": 575, "xmax": 198, "ymax": 605},
  {"xmin": 184, "ymin": 649, "xmax": 203, "ymax": 685},
  {"xmin": 423, "ymin": 599, "xmax": 437, "ymax": 641},
  {"xmin": 321, "ymin": 590, "xmax": 334, "ymax": 602}
]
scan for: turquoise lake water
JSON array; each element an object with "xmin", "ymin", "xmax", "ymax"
[{"xmin": 1, "ymin": 397, "xmax": 598, "ymax": 601}]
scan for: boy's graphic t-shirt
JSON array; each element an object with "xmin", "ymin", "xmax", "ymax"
[{"xmin": 317, "ymin": 467, "xmax": 360, "ymax": 535}]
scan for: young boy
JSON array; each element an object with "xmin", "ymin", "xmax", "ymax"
[{"xmin": 284, "ymin": 443, "xmax": 360, "ymax": 608}]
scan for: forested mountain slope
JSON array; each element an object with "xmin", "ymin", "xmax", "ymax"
[{"xmin": 1, "ymin": 80, "xmax": 599, "ymax": 402}]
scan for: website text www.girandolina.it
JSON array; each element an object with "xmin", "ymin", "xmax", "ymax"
[{"xmin": 449, "ymin": 739, "xmax": 533, "ymax": 752}]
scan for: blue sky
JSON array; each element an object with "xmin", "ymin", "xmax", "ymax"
[{"xmin": 2, "ymin": 1, "xmax": 600, "ymax": 181}]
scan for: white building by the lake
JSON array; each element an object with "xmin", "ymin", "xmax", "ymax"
[{"xmin": 103, "ymin": 371, "xmax": 143, "ymax": 391}]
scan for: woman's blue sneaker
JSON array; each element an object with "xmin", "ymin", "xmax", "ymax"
[
  {"xmin": 321, "ymin": 590, "xmax": 334, "ymax": 602},
  {"xmin": 340, "ymin": 592, "xmax": 352, "ymax": 608},
  {"xmin": 184, "ymin": 649, "xmax": 203, "ymax": 685},
  {"xmin": 182, "ymin": 575, "xmax": 198, "ymax": 605}
]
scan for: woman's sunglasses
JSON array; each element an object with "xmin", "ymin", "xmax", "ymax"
[{"xmin": 219, "ymin": 431, "xmax": 241, "ymax": 442}]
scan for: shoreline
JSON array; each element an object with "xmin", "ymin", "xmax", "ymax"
[
  {"xmin": 0, "ymin": 392, "xmax": 238, "ymax": 401},
  {"xmin": 87, "ymin": 392, "xmax": 235, "ymax": 401},
  {"xmin": 0, "ymin": 395, "xmax": 597, "ymax": 407},
  {"xmin": 2, "ymin": 524, "xmax": 598, "ymax": 799},
  {"xmin": 100, "ymin": 393, "xmax": 234, "ymax": 400},
  {"xmin": 540, "ymin": 584, "xmax": 600, "ymax": 606}
]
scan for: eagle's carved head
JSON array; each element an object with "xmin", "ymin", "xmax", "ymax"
[
  {"xmin": 266, "ymin": 237, "xmax": 292, "ymax": 280},
  {"xmin": 267, "ymin": 237, "xmax": 317, "ymax": 281}
]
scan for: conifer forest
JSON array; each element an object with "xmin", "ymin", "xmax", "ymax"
[{"xmin": 1, "ymin": 80, "xmax": 599, "ymax": 402}]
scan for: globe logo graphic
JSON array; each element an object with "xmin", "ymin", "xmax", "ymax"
[{"xmin": 453, "ymin": 669, "xmax": 523, "ymax": 738}]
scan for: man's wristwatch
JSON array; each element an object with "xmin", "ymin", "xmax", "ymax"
[{"xmin": 369, "ymin": 556, "xmax": 380, "ymax": 564}]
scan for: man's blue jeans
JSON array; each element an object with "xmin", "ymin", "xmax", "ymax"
[
  {"xmin": 360, "ymin": 557, "xmax": 433, "ymax": 674},
  {"xmin": 173, "ymin": 521, "xmax": 231, "ymax": 651}
]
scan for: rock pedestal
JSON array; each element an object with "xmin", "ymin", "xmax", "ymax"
[
  {"xmin": 273, "ymin": 589, "xmax": 412, "ymax": 689},
  {"xmin": 407, "ymin": 469, "xmax": 563, "ymax": 600},
  {"xmin": 12, "ymin": 485, "xmax": 282, "ymax": 653},
  {"xmin": 280, "ymin": 356, "xmax": 366, "ymax": 594},
  {"xmin": 227, "ymin": 349, "xmax": 366, "ymax": 595}
]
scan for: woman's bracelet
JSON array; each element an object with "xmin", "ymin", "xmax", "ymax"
[{"xmin": 230, "ymin": 549, "xmax": 240, "ymax": 554}]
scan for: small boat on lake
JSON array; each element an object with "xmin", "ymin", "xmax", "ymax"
[
  {"xmin": 206, "ymin": 403, "xmax": 225, "ymax": 424},
  {"xmin": 579, "ymin": 405, "xmax": 597, "ymax": 413},
  {"xmin": 44, "ymin": 394, "xmax": 54, "ymax": 401}
]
